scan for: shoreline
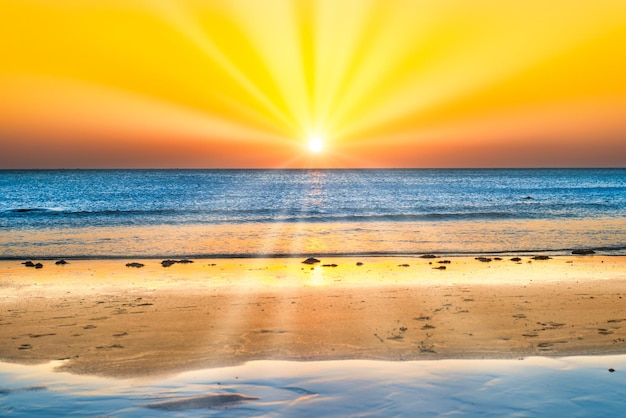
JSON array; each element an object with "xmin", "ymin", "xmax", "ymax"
[
  {"xmin": 1, "ymin": 255, "xmax": 626, "ymax": 378},
  {"xmin": 4, "ymin": 218, "xmax": 625, "ymax": 260},
  {"xmin": 1, "ymin": 247, "xmax": 623, "ymax": 261}
]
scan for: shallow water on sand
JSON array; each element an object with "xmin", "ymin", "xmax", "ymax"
[
  {"xmin": 2, "ymin": 217, "xmax": 625, "ymax": 259},
  {"xmin": 2, "ymin": 356, "xmax": 626, "ymax": 417}
]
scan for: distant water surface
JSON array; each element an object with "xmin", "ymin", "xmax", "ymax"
[{"xmin": 1, "ymin": 169, "xmax": 624, "ymax": 258}]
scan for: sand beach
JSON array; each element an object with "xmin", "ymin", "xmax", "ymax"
[{"xmin": 2, "ymin": 255, "xmax": 626, "ymax": 378}]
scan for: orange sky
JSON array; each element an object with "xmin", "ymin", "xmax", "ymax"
[{"xmin": 1, "ymin": 0, "xmax": 625, "ymax": 168}]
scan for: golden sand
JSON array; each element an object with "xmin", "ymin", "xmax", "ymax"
[{"xmin": 1, "ymin": 256, "xmax": 625, "ymax": 378}]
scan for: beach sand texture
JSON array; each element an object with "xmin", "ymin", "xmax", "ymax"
[{"xmin": 1, "ymin": 256, "xmax": 626, "ymax": 378}]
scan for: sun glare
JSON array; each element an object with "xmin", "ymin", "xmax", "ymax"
[{"xmin": 308, "ymin": 136, "xmax": 324, "ymax": 153}]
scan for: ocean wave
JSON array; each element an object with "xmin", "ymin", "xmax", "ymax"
[
  {"xmin": 4, "ymin": 208, "xmax": 181, "ymax": 218},
  {"xmin": 4, "ymin": 207, "xmax": 621, "ymax": 228},
  {"xmin": 2, "ymin": 207, "xmax": 525, "ymax": 223},
  {"xmin": 266, "ymin": 212, "xmax": 520, "ymax": 223},
  {"xmin": 6, "ymin": 207, "xmax": 64, "ymax": 214}
]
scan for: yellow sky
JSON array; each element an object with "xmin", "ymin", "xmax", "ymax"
[{"xmin": 1, "ymin": 0, "xmax": 625, "ymax": 168}]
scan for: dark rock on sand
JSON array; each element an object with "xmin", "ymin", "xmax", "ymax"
[
  {"xmin": 356, "ymin": 262, "xmax": 364, "ymax": 266},
  {"xmin": 572, "ymin": 249, "xmax": 596, "ymax": 255},
  {"xmin": 322, "ymin": 264, "xmax": 338, "ymax": 267},
  {"xmin": 475, "ymin": 257, "xmax": 492, "ymax": 262},
  {"xmin": 55, "ymin": 260, "xmax": 68, "ymax": 265},
  {"xmin": 302, "ymin": 257, "xmax": 321, "ymax": 265},
  {"xmin": 420, "ymin": 254, "xmax": 437, "ymax": 259},
  {"xmin": 22, "ymin": 261, "xmax": 35, "ymax": 267},
  {"xmin": 531, "ymin": 255, "xmax": 552, "ymax": 260},
  {"xmin": 434, "ymin": 266, "xmax": 446, "ymax": 270},
  {"xmin": 510, "ymin": 257, "xmax": 522, "ymax": 262},
  {"xmin": 34, "ymin": 263, "xmax": 43, "ymax": 269},
  {"xmin": 398, "ymin": 264, "xmax": 410, "ymax": 267},
  {"xmin": 438, "ymin": 260, "xmax": 451, "ymax": 264},
  {"xmin": 126, "ymin": 262, "xmax": 145, "ymax": 268},
  {"xmin": 161, "ymin": 259, "xmax": 194, "ymax": 267}
]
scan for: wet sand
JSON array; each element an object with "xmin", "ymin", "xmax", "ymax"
[{"xmin": 1, "ymin": 256, "xmax": 626, "ymax": 378}]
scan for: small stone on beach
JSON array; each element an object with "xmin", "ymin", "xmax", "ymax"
[
  {"xmin": 126, "ymin": 262, "xmax": 145, "ymax": 268},
  {"xmin": 356, "ymin": 262, "xmax": 364, "ymax": 266},
  {"xmin": 420, "ymin": 254, "xmax": 437, "ymax": 259},
  {"xmin": 302, "ymin": 257, "xmax": 321, "ymax": 265},
  {"xmin": 475, "ymin": 257, "xmax": 492, "ymax": 263},
  {"xmin": 532, "ymin": 256, "xmax": 552, "ymax": 260},
  {"xmin": 55, "ymin": 260, "xmax": 68, "ymax": 265},
  {"xmin": 510, "ymin": 257, "xmax": 522, "ymax": 262},
  {"xmin": 22, "ymin": 261, "xmax": 35, "ymax": 267},
  {"xmin": 161, "ymin": 259, "xmax": 193, "ymax": 267}
]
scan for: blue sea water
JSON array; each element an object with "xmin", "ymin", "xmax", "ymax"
[{"xmin": 1, "ymin": 169, "xmax": 625, "ymax": 258}]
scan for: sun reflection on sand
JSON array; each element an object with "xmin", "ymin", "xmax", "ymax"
[{"xmin": 308, "ymin": 265, "xmax": 325, "ymax": 286}]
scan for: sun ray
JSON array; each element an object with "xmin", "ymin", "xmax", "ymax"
[
  {"xmin": 321, "ymin": 1, "xmax": 442, "ymax": 135},
  {"xmin": 2, "ymin": 0, "xmax": 625, "ymax": 167},
  {"xmin": 143, "ymin": 0, "xmax": 300, "ymax": 137},
  {"xmin": 330, "ymin": 1, "xmax": 626, "ymax": 145},
  {"xmin": 216, "ymin": 0, "xmax": 311, "ymax": 140}
]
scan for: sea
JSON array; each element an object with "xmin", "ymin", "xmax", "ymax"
[{"xmin": 1, "ymin": 168, "xmax": 625, "ymax": 259}]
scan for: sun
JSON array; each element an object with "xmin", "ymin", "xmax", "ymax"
[{"xmin": 308, "ymin": 135, "xmax": 324, "ymax": 153}]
